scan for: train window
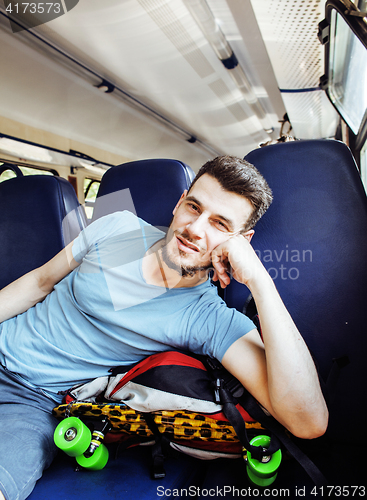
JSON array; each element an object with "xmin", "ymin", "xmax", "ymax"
[
  {"xmin": 84, "ymin": 178, "xmax": 100, "ymax": 219},
  {"xmin": 327, "ymin": 10, "xmax": 367, "ymax": 134},
  {"xmin": 320, "ymin": 0, "xmax": 367, "ymax": 158},
  {"xmin": 0, "ymin": 163, "xmax": 55, "ymax": 183}
]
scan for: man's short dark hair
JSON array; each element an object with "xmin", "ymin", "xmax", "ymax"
[{"xmin": 189, "ymin": 155, "xmax": 273, "ymax": 231}]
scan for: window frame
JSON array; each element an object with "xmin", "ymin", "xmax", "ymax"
[{"xmin": 0, "ymin": 160, "xmax": 59, "ymax": 182}]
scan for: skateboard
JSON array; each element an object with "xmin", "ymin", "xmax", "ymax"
[{"xmin": 53, "ymin": 401, "xmax": 266, "ymax": 471}]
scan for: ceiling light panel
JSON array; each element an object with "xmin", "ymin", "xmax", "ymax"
[{"xmin": 138, "ymin": 0, "xmax": 216, "ymax": 79}]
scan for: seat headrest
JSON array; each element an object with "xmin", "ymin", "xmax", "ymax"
[{"xmin": 93, "ymin": 159, "xmax": 195, "ymax": 230}]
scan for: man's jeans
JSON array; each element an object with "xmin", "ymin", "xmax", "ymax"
[{"xmin": 0, "ymin": 365, "xmax": 59, "ymax": 500}]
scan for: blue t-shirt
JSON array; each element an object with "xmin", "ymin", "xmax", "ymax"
[{"xmin": 0, "ymin": 211, "xmax": 255, "ymax": 401}]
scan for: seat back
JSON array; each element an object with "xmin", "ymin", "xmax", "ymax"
[
  {"xmin": 92, "ymin": 158, "xmax": 195, "ymax": 229},
  {"xmin": 0, "ymin": 165, "xmax": 86, "ymax": 289},
  {"xmin": 223, "ymin": 139, "xmax": 367, "ymax": 442}
]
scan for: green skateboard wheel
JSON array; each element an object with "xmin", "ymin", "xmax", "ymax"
[
  {"xmin": 76, "ymin": 443, "xmax": 109, "ymax": 470},
  {"xmin": 54, "ymin": 417, "xmax": 91, "ymax": 457},
  {"xmin": 246, "ymin": 435, "xmax": 282, "ymax": 487}
]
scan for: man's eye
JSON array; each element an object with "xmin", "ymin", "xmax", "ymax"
[
  {"xmin": 188, "ymin": 203, "xmax": 199, "ymax": 212},
  {"xmin": 215, "ymin": 220, "xmax": 229, "ymax": 232}
]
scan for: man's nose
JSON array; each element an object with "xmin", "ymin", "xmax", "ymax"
[{"xmin": 186, "ymin": 214, "xmax": 207, "ymax": 239}]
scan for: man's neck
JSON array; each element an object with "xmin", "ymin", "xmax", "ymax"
[{"xmin": 142, "ymin": 238, "xmax": 208, "ymax": 289}]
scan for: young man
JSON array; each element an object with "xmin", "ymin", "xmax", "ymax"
[{"xmin": 0, "ymin": 156, "xmax": 328, "ymax": 500}]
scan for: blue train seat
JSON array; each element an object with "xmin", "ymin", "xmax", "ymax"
[
  {"xmin": 226, "ymin": 139, "xmax": 367, "ymax": 436},
  {"xmin": 0, "ymin": 164, "xmax": 86, "ymax": 289}
]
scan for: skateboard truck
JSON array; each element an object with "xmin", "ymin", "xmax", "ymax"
[{"xmin": 84, "ymin": 418, "xmax": 111, "ymax": 458}]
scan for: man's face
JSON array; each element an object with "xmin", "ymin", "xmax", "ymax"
[{"xmin": 162, "ymin": 174, "xmax": 254, "ymax": 276}]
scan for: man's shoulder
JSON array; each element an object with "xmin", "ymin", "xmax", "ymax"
[
  {"xmin": 190, "ymin": 281, "xmax": 228, "ymax": 307},
  {"xmin": 193, "ymin": 282, "xmax": 252, "ymax": 322},
  {"xmin": 94, "ymin": 210, "xmax": 142, "ymax": 227},
  {"xmin": 87, "ymin": 211, "xmax": 154, "ymax": 238}
]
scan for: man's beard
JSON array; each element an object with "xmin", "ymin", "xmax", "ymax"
[{"xmin": 161, "ymin": 232, "xmax": 212, "ymax": 278}]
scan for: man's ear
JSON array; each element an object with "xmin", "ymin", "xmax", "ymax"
[
  {"xmin": 243, "ymin": 229, "xmax": 254, "ymax": 243},
  {"xmin": 173, "ymin": 190, "xmax": 187, "ymax": 215}
]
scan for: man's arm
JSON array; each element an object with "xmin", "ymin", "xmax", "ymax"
[
  {"xmin": 212, "ymin": 235, "xmax": 329, "ymax": 439},
  {"xmin": 0, "ymin": 241, "xmax": 79, "ymax": 323}
]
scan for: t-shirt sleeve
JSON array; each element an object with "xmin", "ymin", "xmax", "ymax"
[
  {"xmin": 72, "ymin": 211, "xmax": 143, "ymax": 263},
  {"xmin": 186, "ymin": 292, "xmax": 256, "ymax": 362}
]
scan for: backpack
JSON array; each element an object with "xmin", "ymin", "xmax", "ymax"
[{"xmin": 53, "ymin": 350, "xmax": 327, "ymax": 486}]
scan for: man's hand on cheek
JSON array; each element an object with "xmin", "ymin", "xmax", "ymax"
[
  {"xmin": 211, "ymin": 245, "xmax": 231, "ymax": 288},
  {"xmin": 211, "ymin": 234, "xmax": 267, "ymax": 289}
]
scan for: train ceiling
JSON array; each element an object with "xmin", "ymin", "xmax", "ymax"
[{"xmin": 0, "ymin": 0, "xmax": 339, "ymax": 171}]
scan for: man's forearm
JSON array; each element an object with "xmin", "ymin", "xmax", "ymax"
[
  {"xmin": 0, "ymin": 242, "xmax": 79, "ymax": 325},
  {"xmin": 0, "ymin": 269, "xmax": 49, "ymax": 323}
]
